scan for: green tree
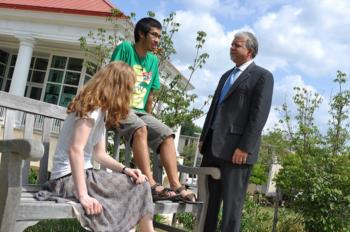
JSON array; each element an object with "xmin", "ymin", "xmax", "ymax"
[
  {"xmin": 152, "ymin": 19, "xmax": 210, "ymax": 127},
  {"xmin": 79, "ymin": 9, "xmax": 127, "ymax": 71},
  {"xmin": 327, "ymin": 71, "xmax": 350, "ymax": 155},
  {"xmin": 275, "ymin": 71, "xmax": 350, "ymax": 232},
  {"xmin": 181, "ymin": 143, "xmax": 197, "ymax": 166},
  {"xmin": 249, "ymin": 133, "xmax": 290, "ymax": 186},
  {"xmin": 279, "ymin": 87, "xmax": 324, "ymax": 155},
  {"xmin": 249, "ymin": 163, "xmax": 268, "ymax": 185},
  {"xmin": 180, "ymin": 120, "xmax": 202, "ymax": 136}
]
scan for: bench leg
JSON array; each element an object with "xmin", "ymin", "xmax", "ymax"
[
  {"xmin": 15, "ymin": 221, "xmax": 39, "ymax": 232},
  {"xmin": 0, "ymin": 155, "xmax": 22, "ymax": 232},
  {"xmin": 196, "ymin": 175, "xmax": 210, "ymax": 232}
]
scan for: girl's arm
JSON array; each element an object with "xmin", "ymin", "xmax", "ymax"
[
  {"xmin": 69, "ymin": 118, "xmax": 102, "ymax": 215},
  {"xmin": 93, "ymin": 136, "xmax": 147, "ymax": 184}
]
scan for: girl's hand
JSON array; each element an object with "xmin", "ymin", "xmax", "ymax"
[
  {"xmin": 79, "ymin": 194, "xmax": 103, "ymax": 215},
  {"xmin": 124, "ymin": 168, "xmax": 148, "ymax": 184}
]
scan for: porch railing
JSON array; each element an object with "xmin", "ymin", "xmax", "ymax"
[{"xmin": 0, "ymin": 106, "xmax": 62, "ymax": 135}]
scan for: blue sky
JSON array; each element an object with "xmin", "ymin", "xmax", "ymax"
[{"xmin": 111, "ymin": 0, "xmax": 350, "ymax": 132}]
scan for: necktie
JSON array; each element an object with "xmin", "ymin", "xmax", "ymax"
[{"xmin": 219, "ymin": 67, "xmax": 240, "ymax": 103}]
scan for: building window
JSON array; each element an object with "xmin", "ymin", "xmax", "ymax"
[
  {"xmin": 0, "ymin": 50, "xmax": 9, "ymax": 90},
  {"xmin": 84, "ymin": 62, "xmax": 97, "ymax": 84},
  {"xmin": 24, "ymin": 57, "xmax": 48, "ymax": 100},
  {"xmin": 3, "ymin": 54, "xmax": 16, "ymax": 92},
  {"xmin": 44, "ymin": 56, "xmax": 83, "ymax": 107}
]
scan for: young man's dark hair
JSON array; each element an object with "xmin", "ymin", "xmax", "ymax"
[{"xmin": 134, "ymin": 17, "xmax": 162, "ymax": 42}]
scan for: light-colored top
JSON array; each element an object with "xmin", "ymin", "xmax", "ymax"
[{"xmin": 50, "ymin": 109, "xmax": 106, "ymax": 180}]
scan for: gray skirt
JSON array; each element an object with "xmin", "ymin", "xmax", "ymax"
[{"xmin": 45, "ymin": 169, "xmax": 154, "ymax": 232}]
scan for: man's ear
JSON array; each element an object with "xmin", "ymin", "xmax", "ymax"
[
  {"xmin": 139, "ymin": 31, "xmax": 146, "ymax": 40},
  {"xmin": 248, "ymin": 48, "xmax": 254, "ymax": 58}
]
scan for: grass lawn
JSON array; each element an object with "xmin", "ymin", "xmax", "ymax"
[{"xmin": 24, "ymin": 219, "xmax": 88, "ymax": 232}]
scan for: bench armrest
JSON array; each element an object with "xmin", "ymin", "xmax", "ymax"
[
  {"xmin": 0, "ymin": 139, "xmax": 44, "ymax": 231},
  {"xmin": 177, "ymin": 165, "xmax": 221, "ymax": 180},
  {"xmin": 0, "ymin": 139, "xmax": 44, "ymax": 161}
]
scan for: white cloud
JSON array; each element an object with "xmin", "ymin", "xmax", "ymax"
[
  {"xmin": 271, "ymin": 74, "xmax": 331, "ymax": 134},
  {"xmin": 254, "ymin": 1, "xmax": 350, "ymax": 78},
  {"xmin": 264, "ymin": 109, "xmax": 281, "ymax": 132}
]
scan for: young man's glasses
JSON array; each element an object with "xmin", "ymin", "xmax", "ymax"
[{"xmin": 148, "ymin": 31, "xmax": 161, "ymax": 39}]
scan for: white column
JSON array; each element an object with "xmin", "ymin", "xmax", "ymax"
[{"xmin": 9, "ymin": 36, "xmax": 35, "ymax": 96}]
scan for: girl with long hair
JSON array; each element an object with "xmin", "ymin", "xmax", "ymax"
[{"xmin": 48, "ymin": 61, "xmax": 154, "ymax": 232}]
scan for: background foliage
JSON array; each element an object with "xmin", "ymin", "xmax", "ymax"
[{"xmin": 274, "ymin": 71, "xmax": 350, "ymax": 232}]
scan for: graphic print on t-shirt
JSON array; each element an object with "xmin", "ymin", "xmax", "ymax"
[{"xmin": 132, "ymin": 64, "xmax": 152, "ymax": 109}]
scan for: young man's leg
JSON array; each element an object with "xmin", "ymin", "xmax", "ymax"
[
  {"xmin": 117, "ymin": 111, "xmax": 175, "ymax": 197},
  {"xmin": 140, "ymin": 114, "xmax": 196, "ymax": 201},
  {"xmin": 117, "ymin": 112, "xmax": 154, "ymax": 185},
  {"xmin": 132, "ymin": 126, "xmax": 153, "ymax": 185},
  {"xmin": 132, "ymin": 127, "xmax": 176, "ymax": 197}
]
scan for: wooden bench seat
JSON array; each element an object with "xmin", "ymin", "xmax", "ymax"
[{"xmin": 0, "ymin": 91, "xmax": 220, "ymax": 232}]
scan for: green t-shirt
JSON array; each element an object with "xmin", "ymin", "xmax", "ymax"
[{"xmin": 110, "ymin": 41, "xmax": 161, "ymax": 113}]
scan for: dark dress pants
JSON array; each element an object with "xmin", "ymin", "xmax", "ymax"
[{"xmin": 201, "ymin": 132, "xmax": 252, "ymax": 232}]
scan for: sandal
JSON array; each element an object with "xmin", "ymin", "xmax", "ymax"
[
  {"xmin": 151, "ymin": 183, "xmax": 179, "ymax": 202},
  {"xmin": 175, "ymin": 185, "xmax": 202, "ymax": 204}
]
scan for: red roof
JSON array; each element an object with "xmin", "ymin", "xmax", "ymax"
[{"xmin": 0, "ymin": 0, "xmax": 127, "ymax": 17}]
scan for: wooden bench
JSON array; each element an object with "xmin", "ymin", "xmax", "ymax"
[{"xmin": 0, "ymin": 91, "xmax": 220, "ymax": 232}]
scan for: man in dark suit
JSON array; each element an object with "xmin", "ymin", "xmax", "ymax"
[{"xmin": 199, "ymin": 31, "xmax": 274, "ymax": 232}]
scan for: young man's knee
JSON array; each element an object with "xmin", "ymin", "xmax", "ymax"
[
  {"xmin": 162, "ymin": 135, "xmax": 174, "ymax": 144},
  {"xmin": 158, "ymin": 135, "xmax": 175, "ymax": 151},
  {"xmin": 133, "ymin": 126, "xmax": 148, "ymax": 139}
]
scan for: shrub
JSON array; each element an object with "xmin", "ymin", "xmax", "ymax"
[{"xmin": 176, "ymin": 212, "xmax": 196, "ymax": 231}]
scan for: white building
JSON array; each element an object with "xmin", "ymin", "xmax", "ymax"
[{"xmin": 0, "ymin": 0, "xmax": 134, "ymax": 105}]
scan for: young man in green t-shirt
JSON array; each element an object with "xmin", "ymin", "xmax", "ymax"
[{"xmin": 111, "ymin": 17, "xmax": 196, "ymax": 203}]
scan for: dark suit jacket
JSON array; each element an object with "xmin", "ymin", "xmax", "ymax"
[{"xmin": 200, "ymin": 62, "xmax": 274, "ymax": 165}]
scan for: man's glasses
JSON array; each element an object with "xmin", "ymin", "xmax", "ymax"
[{"xmin": 148, "ymin": 31, "xmax": 161, "ymax": 39}]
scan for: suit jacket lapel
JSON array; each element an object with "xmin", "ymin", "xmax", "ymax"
[
  {"xmin": 214, "ymin": 68, "xmax": 234, "ymax": 105},
  {"xmin": 222, "ymin": 62, "xmax": 255, "ymax": 102}
]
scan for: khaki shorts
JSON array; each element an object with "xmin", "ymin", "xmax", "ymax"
[{"xmin": 115, "ymin": 110, "xmax": 174, "ymax": 153}]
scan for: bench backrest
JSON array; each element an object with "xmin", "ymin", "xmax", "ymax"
[{"xmin": 0, "ymin": 91, "xmax": 66, "ymax": 184}]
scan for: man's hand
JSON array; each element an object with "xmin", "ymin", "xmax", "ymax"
[
  {"xmin": 232, "ymin": 148, "xmax": 248, "ymax": 165},
  {"xmin": 79, "ymin": 194, "xmax": 103, "ymax": 215}
]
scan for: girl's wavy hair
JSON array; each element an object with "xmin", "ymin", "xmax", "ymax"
[{"xmin": 67, "ymin": 61, "xmax": 135, "ymax": 128}]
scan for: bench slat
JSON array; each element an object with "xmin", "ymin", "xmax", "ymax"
[
  {"xmin": 22, "ymin": 113, "xmax": 35, "ymax": 185},
  {"xmin": 3, "ymin": 109, "xmax": 14, "ymax": 139},
  {"xmin": 23, "ymin": 113, "xmax": 35, "ymax": 139},
  {"xmin": 154, "ymin": 201, "xmax": 201, "ymax": 214},
  {"xmin": 22, "ymin": 185, "xmax": 44, "ymax": 192},
  {"xmin": 18, "ymin": 202, "xmax": 78, "ymax": 220},
  {"xmin": 0, "ymin": 91, "xmax": 66, "ymax": 119}
]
